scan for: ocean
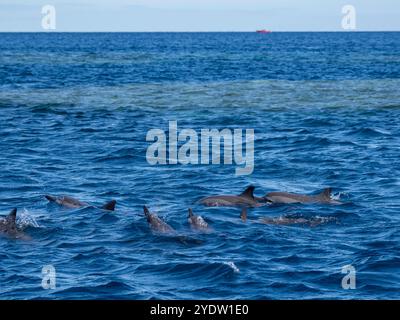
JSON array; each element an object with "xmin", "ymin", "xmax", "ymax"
[{"xmin": 0, "ymin": 32, "xmax": 399, "ymax": 299}]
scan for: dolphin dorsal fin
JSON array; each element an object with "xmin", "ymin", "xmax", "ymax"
[
  {"xmin": 7, "ymin": 208, "xmax": 17, "ymax": 226},
  {"xmin": 239, "ymin": 186, "xmax": 255, "ymax": 199},
  {"xmin": 320, "ymin": 188, "xmax": 332, "ymax": 199},
  {"xmin": 188, "ymin": 208, "xmax": 194, "ymax": 218},
  {"xmin": 143, "ymin": 206, "xmax": 151, "ymax": 218},
  {"xmin": 102, "ymin": 200, "xmax": 116, "ymax": 211},
  {"xmin": 45, "ymin": 195, "xmax": 57, "ymax": 202}
]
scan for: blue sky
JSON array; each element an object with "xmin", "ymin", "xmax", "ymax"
[{"xmin": 1, "ymin": 0, "xmax": 399, "ymax": 31}]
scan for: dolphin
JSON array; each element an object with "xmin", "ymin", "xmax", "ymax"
[
  {"xmin": 45, "ymin": 195, "xmax": 116, "ymax": 211},
  {"xmin": 262, "ymin": 188, "xmax": 341, "ymax": 205},
  {"xmin": 199, "ymin": 186, "xmax": 263, "ymax": 208},
  {"xmin": 0, "ymin": 208, "xmax": 30, "ymax": 240},
  {"xmin": 259, "ymin": 215, "xmax": 337, "ymax": 227},
  {"xmin": 259, "ymin": 216, "xmax": 309, "ymax": 226},
  {"xmin": 188, "ymin": 208, "xmax": 210, "ymax": 231},
  {"xmin": 143, "ymin": 206, "xmax": 174, "ymax": 233}
]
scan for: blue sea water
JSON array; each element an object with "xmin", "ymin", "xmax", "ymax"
[{"xmin": 0, "ymin": 32, "xmax": 399, "ymax": 300}]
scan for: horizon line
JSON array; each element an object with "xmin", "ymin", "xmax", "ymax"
[{"xmin": 0, "ymin": 30, "xmax": 399, "ymax": 33}]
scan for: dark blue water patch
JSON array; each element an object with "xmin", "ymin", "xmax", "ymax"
[
  {"xmin": 0, "ymin": 32, "xmax": 400, "ymax": 89},
  {"xmin": 97, "ymin": 212, "xmax": 120, "ymax": 223}
]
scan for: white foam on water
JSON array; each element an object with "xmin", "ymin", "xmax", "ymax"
[
  {"xmin": 312, "ymin": 216, "xmax": 338, "ymax": 224},
  {"xmin": 223, "ymin": 261, "xmax": 240, "ymax": 273},
  {"xmin": 331, "ymin": 192, "xmax": 344, "ymax": 201},
  {"xmin": 17, "ymin": 208, "xmax": 40, "ymax": 228}
]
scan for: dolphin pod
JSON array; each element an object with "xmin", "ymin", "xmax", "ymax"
[
  {"xmin": 45, "ymin": 195, "xmax": 116, "ymax": 211},
  {"xmin": 199, "ymin": 185, "xmax": 341, "ymax": 207},
  {"xmin": 198, "ymin": 185, "xmax": 341, "ymax": 222},
  {"xmin": 199, "ymin": 185, "xmax": 341, "ymax": 206},
  {"xmin": 142, "ymin": 186, "xmax": 340, "ymax": 232},
  {"xmin": 1, "ymin": 186, "xmax": 341, "ymax": 240}
]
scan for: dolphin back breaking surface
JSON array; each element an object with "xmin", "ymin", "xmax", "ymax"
[
  {"xmin": 264, "ymin": 188, "xmax": 342, "ymax": 205},
  {"xmin": 45, "ymin": 195, "xmax": 116, "ymax": 211},
  {"xmin": 188, "ymin": 208, "xmax": 210, "ymax": 231},
  {"xmin": 199, "ymin": 185, "xmax": 263, "ymax": 208},
  {"xmin": 143, "ymin": 206, "xmax": 175, "ymax": 233}
]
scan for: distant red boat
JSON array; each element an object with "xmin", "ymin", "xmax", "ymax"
[{"xmin": 256, "ymin": 29, "xmax": 271, "ymax": 33}]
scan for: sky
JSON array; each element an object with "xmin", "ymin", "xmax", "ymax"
[{"xmin": 0, "ymin": 0, "xmax": 399, "ymax": 32}]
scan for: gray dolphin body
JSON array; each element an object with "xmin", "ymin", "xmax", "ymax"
[
  {"xmin": 0, "ymin": 209, "xmax": 30, "ymax": 240},
  {"xmin": 188, "ymin": 208, "xmax": 210, "ymax": 231},
  {"xmin": 259, "ymin": 215, "xmax": 338, "ymax": 227},
  {"xmin": 143, "ymin": 206, "xmax": 174, "ymax": 233},
  {"xmin": 199, "ymin": 186, "xmax": 262, "ymax": 208},
  {"xmin": 45, "ymin": 195, "xmax": 116, "ymax": 211},
  {"xmin": 263, "ymin": 188, "xmax": 341, "ymax": 205}
]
